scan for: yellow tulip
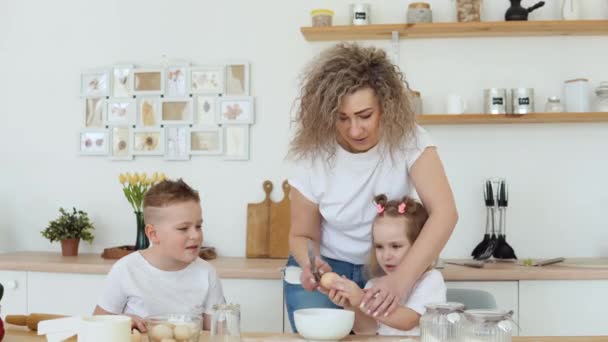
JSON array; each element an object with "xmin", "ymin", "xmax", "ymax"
[
  {"xmin": 152, "ymin": 172, "xmax": 159, "ymax": 183},
  {"xmin": 119, "ymin": 174, "xmax": 126, "ymax": 184},
  {"xmin": 140, "ymin": 173, "xmax": 147, "ymax": 184},
  {"xmin": 133, "ymin": 172, "xmax": 140, "ymax": 183},
  {"xmin": 159, "ymin": 172, "xmax": 166, "ymax": 182}
]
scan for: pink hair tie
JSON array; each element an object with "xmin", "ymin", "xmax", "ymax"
[
  {"xmin": 376, "ymin": 204, "xmax": 385, "ymax": 214},
  {"xmin": 398, "ymin": 203, "xmax": 406, "ymax": 214}
]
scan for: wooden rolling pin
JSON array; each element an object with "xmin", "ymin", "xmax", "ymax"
[{"xmin": 5, "ymin": 313, "xmax": 66, "ymax": 331}]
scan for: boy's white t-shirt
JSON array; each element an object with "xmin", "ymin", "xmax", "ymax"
[
  {"xmin": 98, "ymin": 252, "xmax": 225, "ymax": 318},
  {"xmin": 365, "ymin": 270, "xmax": 447, "ymax": 336},
  {"xmin": 289, "ymin": 125, "xmax": 435, "ymax": 264}
]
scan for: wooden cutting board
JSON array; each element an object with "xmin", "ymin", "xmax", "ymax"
[{"xmin": 246, "ymin": 180, "xmax": 291, "ymax": 258}]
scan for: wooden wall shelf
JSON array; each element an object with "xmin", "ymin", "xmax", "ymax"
[
  {"xmin": 301, "ymin": 20, "xmax": 608, "ymax": 41},
  {"xmin": 416, "ymin": 112, "xmax": 608, "ymax": 125}
]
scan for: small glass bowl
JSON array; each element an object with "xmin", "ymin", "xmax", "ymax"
[{"xmin": 145, "ymin": 314, "xmax": 202, "ymax": 342}]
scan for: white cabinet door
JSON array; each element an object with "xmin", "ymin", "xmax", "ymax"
[
  {"xmin": 519, "ymin": 280, "xmax": 608, "ymax": 336},
  {"xmin": 27, "ymin": 272, "xmax": 106, "ymax": 316},
  {"xmin": 221, "ymin": 279, "xmax": 283, "ymax": 333},
  {"xmin": 0, "ymin": 271, "xmax": 27, "ymax": 318},
  {"xmin": 446, "ymin": 281, "xmax": 519, "ymax": 336}
]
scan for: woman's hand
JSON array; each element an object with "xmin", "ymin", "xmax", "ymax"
[
  {"xmin": 127, "ymin": 314, "xmax": 147, "ymax": 333},
  {"xmin": 360, "ymin": 273, "xmax": 410, "ymax": 318},
  {"xmin": 299, "ymin": 257, "xmax": 332, "ymax": 291}
]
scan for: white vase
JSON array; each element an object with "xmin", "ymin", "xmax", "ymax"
[{"xmin": 561, "ymin": 0, "xmax": 580, "ymax": 20}]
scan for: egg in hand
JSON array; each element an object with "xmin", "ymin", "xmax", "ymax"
[{"xmin": 319, "ymin": 272, "xmax": 341, "ymax": 290}]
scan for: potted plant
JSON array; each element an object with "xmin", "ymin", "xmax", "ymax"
[{"xmin": 41, "ymin": 207, "xmax": 95, "ymax": 256}]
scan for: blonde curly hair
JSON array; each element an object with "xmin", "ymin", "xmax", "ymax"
[{"xmin": 289, "ymin": 43, "xmax": 416, "ymax": 161}]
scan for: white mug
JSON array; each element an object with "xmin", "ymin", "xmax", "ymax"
[{"xmin": 446, "ymin": 95, "xmax": 467, "ymax": 114}]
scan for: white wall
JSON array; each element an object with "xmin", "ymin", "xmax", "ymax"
[{"xmin": 1, "ymin": 0, "xmax": 607, "ymax": 258}]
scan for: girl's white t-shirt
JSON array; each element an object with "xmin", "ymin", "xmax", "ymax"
[
  {"xmin": 289, "ymin": 125, "xmax": 435, "ymax": 264},
  {"xmin": 98, "ymin": 252, "xmax": 225, "ymax": 318},
  {"xmin": 365, "ymin": 270, "xmax": 447, "ymax": 336}
]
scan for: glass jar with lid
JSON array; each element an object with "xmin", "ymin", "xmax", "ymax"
[
  {"xmin": 463, "ymin": 309, "xmax": 514, "ymax": 342},
  {"xmin": 420, "ymin": 302, "xmax": 465, "ymax": 342},
  {"xmin": 407, "ymin": 2, "xmax": 433, "ymax": 23},
  {"xmin": 456, "ymin": 0, "xmax": 482, "ymax": 22},
  {"xmin": 594, "ymin": 81, "xmax": 608, "ymax": 112},
  {"xmin": 545, "ymin": 96, "xmax": 564, "ymax": 113}
]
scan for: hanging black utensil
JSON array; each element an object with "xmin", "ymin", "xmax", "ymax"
[
  {"xmin": 471, "ymin": 180, "xmax": 493, "ymax": 258},
  {"xmin": 505, "ymin": 0, "xmax": 546, "ymax": 21},
  {"xmin": 493, "ymin": 180, "xmax": 517, "ymax": 259},
  {"xmin": 475, "ymin": 181, "xmax": 498, "ymax": 260}
]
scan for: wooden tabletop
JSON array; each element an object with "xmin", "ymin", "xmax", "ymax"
[
  {"xmin": 1, "ymin": 252, "xmax": 608, "ymax": 280},
  {"xmin": 4, "ymin": 326, "xmax": 608, "ymax": 341}
]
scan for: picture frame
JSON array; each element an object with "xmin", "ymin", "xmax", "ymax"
[
  {"xmin": 164, "ymin": 125, "xmax": 190, "ymax": 161},
  {"xmin": 161, "ymin": 98, "xmax": 193, "ymax": 125},
  {"xmin": 137, "ymin": 97, "xmax": 162, "ymax": 127},
  {"xmin": 83, "ymin": 97, "xmax": 106, "ymax": 128},
  {"xmin": 132, "ymin": 128, "xmax": 164, "ymax": 155},
  {"xmin": 189, "ymin": 127, "xmax": 223, "ymax": 155},
  {"xmin": 218, "ymin": 96, "xmax": 255, "ymax": 124},
  {"xmin": 111, "ymin": 64, "xmax": 133, "ymax": 98},
  {"xmin": 106, "ymin": 98, "xmax": 136, "ymax": 126},
  {"xmin": 165, "ymin": 64, "xmax": 190, "ymax": 97},
  {"xmin": 79, "ymin": 129, "xmax": 109, "ymax": 155},
  {"xmin": 224, "ymin": 62, "xmax": 249, "ymax": 96},
  {"xmin": 109, "ymin": 126, "xmax": 133, "ymax": 161},
  {"xmin": 190, "ymin": 66, "xmax": 224, "ymax": 94},
  {"xmin": 223, "ymin": 125, "xmax": 249, "ymax": 161},
  {"xmin": 132, "ymin": 68, "xmax": 164, "ymax": 95},
  {"xmin": 81, "ymin": 69, "xmax": 110, "ymax": 97},
  {"xmin": 194, "ymin": 95, "xmax": 219, "ymax": 126}
]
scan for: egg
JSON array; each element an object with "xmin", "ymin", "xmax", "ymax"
[
  {"xmin": 160, "ymin": 339, "xmax": 177, "ymax": 342},
  {"xmin": 173, "ymin": 324, "xmax": 193, "ymax": 340},
  {"xmin": 320, "ymin": 271, "xmax": 340, "ymax": 289},
  {"xmin": 150, "ymin": 323, "xmax": 174, "ymax": 341}
]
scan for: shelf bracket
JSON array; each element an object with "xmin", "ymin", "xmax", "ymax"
[{"xmin": 390, "ymin": 31, "xmax": 400, "ymax": 66}]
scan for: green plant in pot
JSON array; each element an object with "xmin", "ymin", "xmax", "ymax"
[{"xmin": 41, "ymin": 207, "xmax": 95, "ymax": 256}]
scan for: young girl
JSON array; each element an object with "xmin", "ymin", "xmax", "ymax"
[{"xmin": 327, "ymin": 194, "xmax": 446, "ymax": 336}]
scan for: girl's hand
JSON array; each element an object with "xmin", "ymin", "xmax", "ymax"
[
  {"xmin": 327, "ymin": 288, "xmax": 350, "ymax": 308},
  {"xmin": 128, "ymin": 314, "xmax": 147, "ymax": 333},
  {"xmin": 360, "ymin": 274, "xmax": 409, "ymax": 318},
  {"xmin": 299, "ymin": 257, "xmax": 332, "ymax": 291},
  {"xmin": 331, "ymin": 276, "xmax": 365, "ymax": 308}
]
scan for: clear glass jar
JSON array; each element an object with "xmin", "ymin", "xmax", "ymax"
[
  {"xmin": 594, "ymin": 82, "xmax": 608, "ymax": 112},
  {"xmin": 463, "ymin": 309, "xmax": 513, "ymax": 342},
  {"xmin": 311, "ymin": 9, "xmax": 334, "ymax": 27},
  {"xmin": 211, "ymin": 303, "xmax": 241, "ymax": 342},
  {"xmin": 407, "ymin": 2, "xmax": 433, "ymax": 23},
  {"xmin": 545, "ymin": 96, "xmax": 564, "ymax": 113},
  {"xmin": 456, "ymin": 0, "xmax": 482, "ymax": 22},
  {"xmin": 420, "ymin": 302, "xmax": 465, "ymax": 342}
]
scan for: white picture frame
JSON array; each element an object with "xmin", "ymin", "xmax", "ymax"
[
  {"xmin": 194, "ymin": 95, "xmax": 219, "ymax": 126},
  {"xmin": 165, "ymin": 64, "xmax": 190, "ymax": 97},
  {"xmin": 137, "ymin": 97, "xmax": 162, "ymax": 127},
  {"xmin": 83, "ymin": 97, "xmax": 106, "ymax": 128},
  {"xmin": 218, "ymin": 96, "xmax": 255, "ymax": 124},
  {"xmin": 132, "ymin": 68, "xmax": 164, "ymax": 95},
  {"xmin": 106, "ymin": 99, "xmax": 136, "ymax": 126},
  {"xmin": 161, "ymin": 98, "xmax": 193, "ymax": 125},
  {"xmin": 189, "ymin": 127, "xmax": 223, "ymax": 155},
  {"xmin": 79, "ymin": 129, "xmax": 109, "ymax": 155},
  {"xmin": 132, "ymin": 128, "xmax": 164, "ymax": 155},
  {"xmin": 223, "ymin": 125, "xmax": 249, "ymax": 161},
  {"xmin": 190, "ymin": 66, "xmax": 224, "ymax": 94},
  {"xmin": 164, "ymin": 125, "xmax": 190, "ymax": 161},
  {"xmin": 81, "ymin": 69, "xmax": 110, "ymax": 97},
  {"xmin": 111, "ymin": 64, "xmax": 134, "ymax": 98},
  {"xmin": 109, "ymin": 126, "xmax": 133, "ymax": 161},
  {"xmin": 225, "ymin": 61, "xmax": 250, "ymax": 96}
]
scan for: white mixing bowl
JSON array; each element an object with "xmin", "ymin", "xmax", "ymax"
[{"xmin": 294, "ymin": 308, "xmax": 354, "ymax": 341}]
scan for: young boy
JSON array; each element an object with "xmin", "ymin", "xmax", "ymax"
[{"xmin": 94, "ymin": 179, "xmax": 225, "ymax": 332}]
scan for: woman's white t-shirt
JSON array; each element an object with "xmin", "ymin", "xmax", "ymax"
[
  {"xmin": 289, "ymin": 125, "xmax": 435, "ymax": 264},
  {"xmin": 98, "ymin": 252, "xmax": 225, "ymax": 318},
  {"xmin": 366, "ymin": 270, "xmax": 447, "ymax": 336}
]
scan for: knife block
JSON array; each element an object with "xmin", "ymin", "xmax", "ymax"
[{"xmin": 246, "ymin": 180, "xmax": 291, "ymax": 258}]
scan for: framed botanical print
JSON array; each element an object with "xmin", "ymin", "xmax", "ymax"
[
  {"xmin": 112, "ymin": 64, "xmax": 133, "ymax": 98},
  {"xmin": 79, "ymin": 129, "xmax": 109, "ymax": 155},
  {"xmin": 161, "ymin": 98, "xmax": 193, "ymax": 125},
  {"xmin": 164, "ymin": 125, "xmax": 189, "ymax": 161},
  {"xmin": 106, "ymin": 99, "xmax": 136, "ymax": 126},
  {"xmin": 218, "ymin": 96, "xmax": 254, "ymax": 124},
  {"xmin": 137, "ymin": 97, "xmax": 161, "ymax": 127},
  {"xmin": 190, "ymin": 66, "xmax": 224, "ymax": 94},
  {"xmin": 224, "ymin": 62, "xmax": 249, "ymax": 96},
  {"xmin": 132, "ymin": 68, "xmax": 164, "ymax": 95},
  {"xmin": 109, "ymin": 126, "xmax": 133, "ymax": 160},
  {"xmin": 83, "ymin": 97, "xmax": 106, "ymax": 128},
  {"xmin": 132, "ymin": 128, "xmax": 164, "ymax": 155},
  {"xmin": 189, "ymin": 127, "xmax": 223, "ymax": 155},
  {"xmin": 165, "ymin": 64, "xmax": 189, "ymax": 97},
  {"xmin": 194, "ymin": 95, "xmax": 218, "ymax": 126},
  {"xmin": 81, "ymin": 69, "xmax": 110, "ymax": 97},
  {"xmin": 223, "ymin": 125, "xmax": 249, "ymax": 161}
]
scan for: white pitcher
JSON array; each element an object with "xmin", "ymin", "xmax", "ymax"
[{"xmin": 561, "ymin": 0, "xmax": 580, "ymax": 20}]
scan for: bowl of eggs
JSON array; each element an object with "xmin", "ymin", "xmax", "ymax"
[
  {"xmin": 294, "ymin": 308, "xmax": 354, "ymax": 341},
  {"xmin": 145, "ymin": 314, "xmax": 201, "ymax": 342}
]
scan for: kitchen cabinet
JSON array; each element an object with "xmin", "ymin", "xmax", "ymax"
[
  {"xmin": 221, "ymin": 279, "xmax": 284, "ymax": 333},
  {"xmin": 519, "ymin": 280, "xmax": 608, "ymax": 336},
  {"xmin": 0, "ymin": 271, "xmax": 27, "ymax": 318}
]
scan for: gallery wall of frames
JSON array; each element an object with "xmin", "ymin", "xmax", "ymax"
[{"xmin": 79, "ymin": 62, "xmax": 253, "ymax": 161}]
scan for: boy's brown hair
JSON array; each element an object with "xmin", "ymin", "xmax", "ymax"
[
  {"xmin": 143, "ymin": 179, "xmax": 199, "ymax": 222},
  {"xmin": 366, "ymin": 194, "xmax": 429, "ymax": 278}
]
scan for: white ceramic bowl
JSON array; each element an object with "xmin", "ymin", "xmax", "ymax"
[{"xmin": 294, "ymin": 308, "xmax": 354, "ymax": 341}]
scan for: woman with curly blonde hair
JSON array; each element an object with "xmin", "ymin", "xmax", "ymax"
[{"xmin": 285, "ymin": 43, "xmax": 457, "ymax": 332}]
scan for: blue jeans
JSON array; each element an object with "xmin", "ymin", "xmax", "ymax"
[{"xmin": 283, "ymin": 255, "xmax": 367, "ymax": 332}]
